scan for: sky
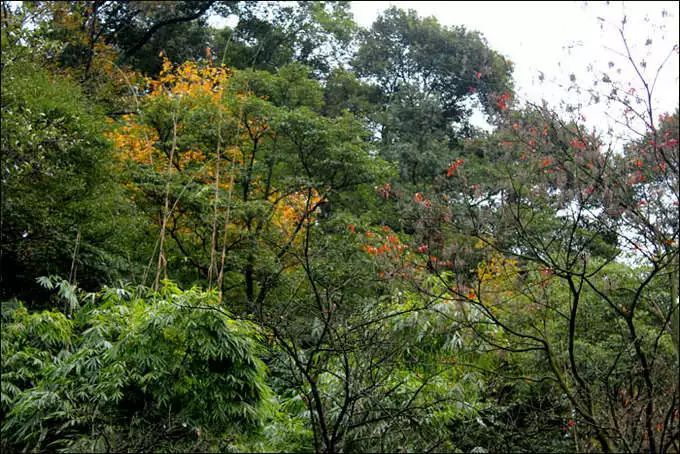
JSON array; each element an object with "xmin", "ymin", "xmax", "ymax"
[{"xmin": 349, "ymin": 1, "xmax": 680, "ymax": 138}]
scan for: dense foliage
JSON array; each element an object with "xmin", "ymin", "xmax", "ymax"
[{"xmin": 1, "ymin": 1, "xmax": 678, "ymax": 452}]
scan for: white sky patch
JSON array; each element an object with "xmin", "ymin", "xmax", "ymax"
[{"xmin": 207, "ymin": 14, "xmax": 239, "ymax": 29}]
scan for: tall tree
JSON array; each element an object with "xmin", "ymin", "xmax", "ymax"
[{"xmin": 354, "ymin": 7, "xmax": 514, "ymax": 185}]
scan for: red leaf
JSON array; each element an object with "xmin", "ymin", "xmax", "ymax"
[{"xmin": 447, "ymin": 159, "xmax": 464, "ymax": 177}]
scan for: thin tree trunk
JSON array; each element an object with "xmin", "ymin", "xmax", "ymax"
[{"xmin": 154, "ymin": 113, "xmax": 178, "ymax": 290}]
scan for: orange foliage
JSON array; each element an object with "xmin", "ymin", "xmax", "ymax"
[
  {"xmin": 359, "ymin": 227, "xmax": 419, "ymax": 281},
  {"xmin": 108, "ymin": 58, "xmax": 235, "ymax": 176},
  {"xmin": 149, "ymin": 58, "xmax": 231, "ymax": 104},
  {"xmin": 108, "ymin": 116, "xmax": 159, "ymax": 166},
  {"xmin": 271, "ymin": 189, "xmax": 323, "ymax": 235},
  {"xmin": 109, "ymin": 57, "xmax": 327, "ymax": 255},
  {"xmin": 178, "ymin": 150, "xmax": 207, "ymax": 170},
  {"xmin": 446, "ymin": 159, "xmax": 464, "ymax": 177}
]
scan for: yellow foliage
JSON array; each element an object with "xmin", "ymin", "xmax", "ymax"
[
  {"xmin": 477, "ymin": 253, "xmax": 520, "ymax": 293},
  {"xmin": 108, "ymin": 58, "xmax": 235, "ymax": 175},
  {"xmin": 108, "ymin": 57, "xmax": 317, "ymax": 251},
  {"xmin": 225, "ymin": 145, "xmax": 245, "ymax": 166},
  {"xmin": 271, "ymin": 189, "xmax": 323, "ymax": 235},
  {"xmin": 107, "ymin": 117, "xmax": 159, "ymax": 166},
  {"xmin": 178, "ymin": 150, "xmax": 206, "ymax": 170},
  {"xmin": 474, "ymin": 237, "xmax": 489, "ymax": 249},
  {"xmin": 150, "ymin": 57, "xmax": 231, "ymax": 105}
]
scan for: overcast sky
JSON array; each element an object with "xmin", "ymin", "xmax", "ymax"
[{"xmin": 350, "ymin": 1, "xmax": 680, "ymax": 137}]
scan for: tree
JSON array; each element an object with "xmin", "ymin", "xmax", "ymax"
[
  {"xmin": 6, "ymin": 1, "xmax": 677, "ymax": 452},
  {"xmin": 259, "ymin": 219, "xmax": 484, "ymax": 452},
  {"xmin": 0, "ymin": 54, "xmax": 139, "ymax": 301},
  {"xmin": 353, "ymin": 7, "xmax": 514, "ymax": 185},
  {"xmin": 410, "ymin": 11, "xmax": 679, "ymax": 451},
  {"xmin": 106, "ymin": 54, "xmax": 485, "ymax": 453},
  {"xmin": 109, "ymin": 55, "xmax": 387, "ymax": 299}
]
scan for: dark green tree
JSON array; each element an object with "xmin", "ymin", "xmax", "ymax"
[
  {"xmin": 354, "ymin": 7, "xmax": 514, "ymax": 185},
  {"xmin": 0, "ymin": 57, "xmax": 142, "ymax": 300}
]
